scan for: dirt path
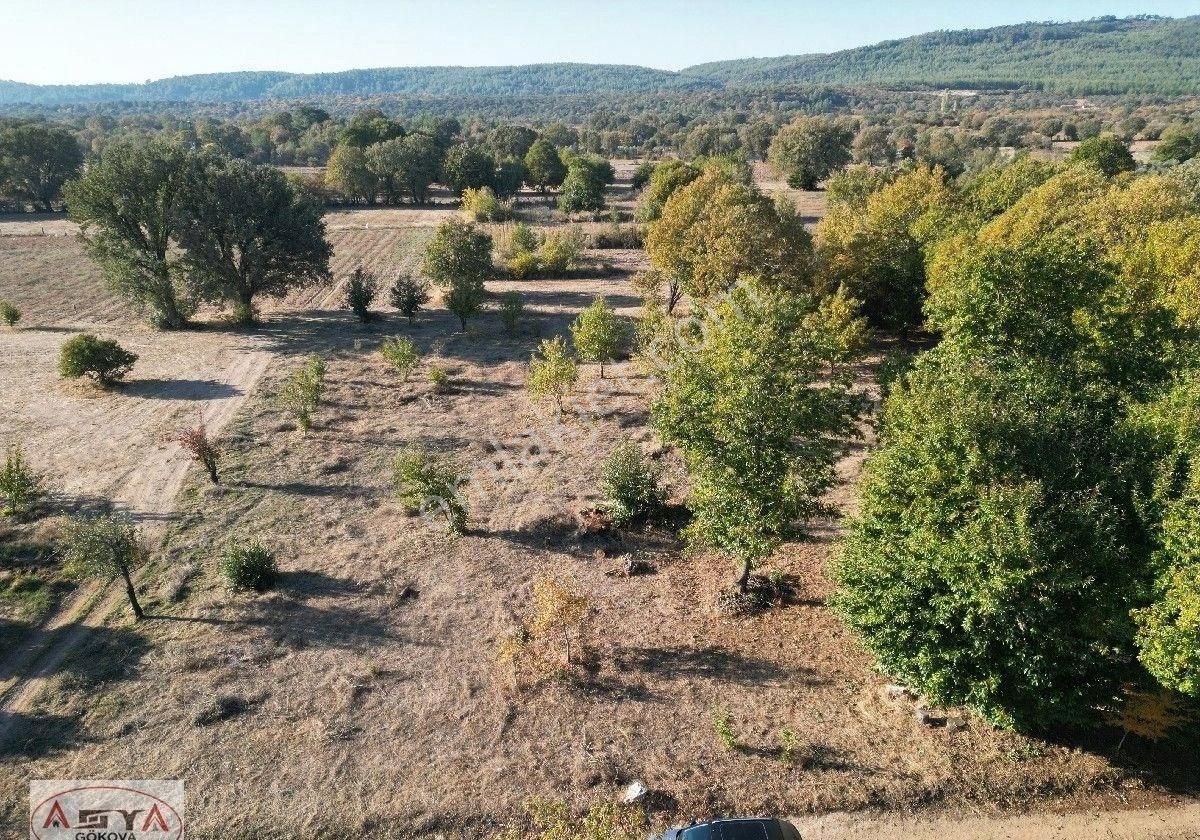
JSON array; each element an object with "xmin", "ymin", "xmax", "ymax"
[{"xmin": 791, "ymin": 800, "xmax": 1200, "ymax": 839}]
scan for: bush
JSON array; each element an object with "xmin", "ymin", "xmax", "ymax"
[
  {"xmin": 169, "ymin": 423, "xmax": 219, "ymax": 483},
  {"xmin": 58, "ymin": 333, "xmax": 137, "ymax": 385},
  {"xmin": 344, "ymin": 266, "xmax": 376, "ymax": 322},
  {"xmin": 392, "ymin": 446, "xmax": 467, "ymax": 533},
  {"xmin": 499, "ymin": 291, "xmax": 524, "ymax": 335},
  {"xmin": 220, "ymin": 541, "xmax": 278, "ymax": 592},
  {"xmin": 591, "ymin": 222, "xmax": 645, "ymax": 249},
  {"xmin": 379, "ymin": 336, "xmax": 419, "ymax": 380},
  {"xmin": 0, "ymin": 301, "xmax": 19, "ymax": 327},
  {"xmin": 508, "ymin": 222, "xmax": 539, "ymax": 255},
  {"xmin": 537, "ymin": 226, "xmax": 586, "ymax": 274},
  {"xmin": 0, "ymin": 446, "xmax": 43, "ymax": 518},
  {"xmin": 631, "ymin": 161, "xmax": 656, "ymax": 191},
  {"xmin": 506, "ymin": 250, "xmax": 541, "ymax": 279},
  {"xmin": 528, "ymin": 336, "xmax": 578, "ymax": 414},
  {"xmin": 388, "ymin": 272, "xmax": 430, "ymax": 323},
  {"xmin": 275, "ymin": 355, "xmax": 326, "ymax": 432},
  {"xmin": 461, "ymin": 186, "xmax": 510, "ymax": 222},
  {"xmin": 428, "ymin": 363, "xmax": 451, "ymax": 392},
  {"xmin": 600, "ymin": 441, "xmax": 664, "ymax": 526}
]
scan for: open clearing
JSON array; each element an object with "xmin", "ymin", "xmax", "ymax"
[{"xmin": 0, "ymin": 169, "xmax": 1197, "ymax": 838}]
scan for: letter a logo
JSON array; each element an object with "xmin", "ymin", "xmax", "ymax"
[
  {"xmin": 142, "ymin": 803, "xmax": 170, "ymax": 831},
  {"xmin": 42, "ymin": 799, "xmax": 70, "ymax": 828}
]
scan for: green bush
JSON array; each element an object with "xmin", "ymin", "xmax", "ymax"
[
  {"xmin": 388, "ymin": 273, "xmax": 430, "ymax": 323},
  {"xmin": 0, "ymin": 301, "xmax": 20, "ymax": 327},
  {"xmin": 499, "ymin": 291, "xmax": 524, "ymax": 335},
  {"xmin": 393, "ymin": 446, "xmax": 468, "ymax": 533},
  {"xmin": 461, "ymin": 186, "xmax": 510, "ymax": 222},
  {"xmin": 379, "ymin": 336, "xmax": 419, "ymax": 380},
  {"xmin": 537, "ymin": 227, "xmax": 586, "ymax": 274},
  {"xmin": 275, "ymin": 355, "xmax": 326, "ymax": 432},
  {"xmin": 58, "ymin": 333, "xmax": 137, "ymax": 385},
  {"xmin": 528, "ymin": 336, "xmax": 578, "ymax": 414},
  {"xmin": 344, "ymin": 266, "xmax": 376, "ymax": 322},
  {"xmin": 428, "ymin": 364, "xmax": 451, "ymax": 392},
  {"xmin": 600, "ymin": 442, "xmax": 664, "ymax": 526},
  {"xmin": 506, "ymin": 250, "xmax": 541, "ymax": 280},
  {"xmin": 570, "ymin": 296, "xmax": 630, "ymax": 378},
  {"xmin": 0, "ymin": 446, "xmax": 43, "ymax": 518},
  {"xmin": 220, "ymin": 541, "xmax": 278, "ymax": 592},
  {"xmin": 508, "ymin": 222, "xmax": 539, "ymax": 255}
]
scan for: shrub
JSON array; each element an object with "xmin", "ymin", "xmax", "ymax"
[
  {"xmin": 428, "ymin": 363, "xmax": 451, "ymax": 392},
  {"xmin": 571, "ymin": 296, "xmax": 629, "ymax": 378},
  {"xmin": 60, "ymin": 513, "xmax": 145, "ymax": 620},
  {"xmin": 591, "ymin": 222, "xmax": 645, "ymax": 249},
  {"xmin": 423, "ymin": 219, "xmax": 493, "ymax": 330},
  {"xmin": 169, "ymin": 423, "xmax": 219, "ymax": 483},
  {"xmin": 388, "ymin": 272, "xmax": 430, "ymax": 323},
  {"xmin": 344, "ymin": 266, "xmax": 376, "ymax": 322},
  {"xmin": 631, "ymin": 161, "xmax": 656, "ymax": 191},
  {"xmin": 461, "ymin": 185, "xmax": 510, "ymax": 222},
  {"xmin": 392, "ymin": 446, "xmax": 467, "ymax": 533},
  {"xmin": 220, "ymin": 541, "xmax": 278, "ymax": 592},
  {"xmin": 58, "ymin": 333, "xmax": 137, "ymax": 385},
  {"xmin": 712, "ymin": 706, "xmax": 738, "ymax": 750},
  {"xmin": 0, "ymin": 301, "xmax": 19, "ymax": 327},
  {"xmin": 600, "ymin": 442, "xmax": 664, "ymax": 526},
  {"xmin": 508, "ymin": 222, "xmax": 539, "ymax": 255},
  {"xmin": 0, "ymin": 446, "xmax": 43, "ymax": 518},
  {"xmin": 379, "ymin": 336, "xmax": 419, "ymax": 380},
  {"xmin": 499, "ymin": 291, "xmax": 524, "ymax": 335},
  {"xmin": 537, "ymin": 226, "xmax": 586, "ymax": 274},
  {"xmin": 529, "ymin": 575, "xmax": 589, "ymax": 664},
  {"xmin": 527, "ymin": 336, "xmax": 578, "ymax": 415},
  {"xmin": 275, "ymin": 355, "xmax": 326, "ymax": 432},
  {"xmin": 506, "ymin": 250, "xmax": 541, "ymax": 280}
]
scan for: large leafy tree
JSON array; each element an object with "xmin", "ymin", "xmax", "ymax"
[
  {"xmin": 647, "ymin": 168, "xmax": 814, "ymax": 302},
  {"xmin": 1068, "ymin": 134, "xmax": 1136, "ymax": 176},
  {"xmin": 652, "ymin": 278, "xmax": 865, "ymax": 590},
  {"xmin": 64, "ymin": 136, "xmax": 196, "ymax": 329},
  {"xmin": 177, "ymin": 154, "xmax": 331, "ymax": 323},
  {"xmin": 635, "ymin": 158, "xmax": 700, "ymax": 222},
  {"xmin": 325, "ymin": 143, "xmax": 376, "ymax": 204},
  {"xmin": 767, "ymin": 116, "xmax": 854, "ymax": 190},
  {"xmin": 523, "ymin": 139, "xmax": 566, "ymax": 193},
  {"xmin": 442, "ymin": 143, "xmax": 495, "ymax": 196},
  {"xmin": 0, "ymin": 121, "xmax": 83, "ymax": 211},
  {"xmin": 423, "ymin": 218, "xmax": 493, "ymax": 330}
]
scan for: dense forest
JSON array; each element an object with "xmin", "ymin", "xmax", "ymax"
[
  {"xmin": 2, "ymin": 15, "xmax": 1199, "ymax": 109},
  {"xmin": 686, "ymin": 15, "xmax": 1200, "ymax": 96}
]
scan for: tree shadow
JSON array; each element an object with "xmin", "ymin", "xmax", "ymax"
[
  {"xmin": 278, "ymin": 570, "xmax": 363, "ymax": 599},
  {"xmin": 121, "ymin": 378, "xmax": 243, "ymax": 401},
  {"xmin": 0, "ymin": 711, "xmax": 82, "ymax": 759},
  {"xmin": 609, "ymin": 645, "xmax": 825, "ymax": 688},
  {"xmin": 1041, "ymin": 719, "xmax": 1200, "ymax": 795},
  {"xmin": 237, "ymin": 479, "xmax": 364, "ymax": 498}
]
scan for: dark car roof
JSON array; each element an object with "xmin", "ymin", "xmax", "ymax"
[{"xmin": 672, "ymin": 818, "xmax": 800, "ymax": 840}]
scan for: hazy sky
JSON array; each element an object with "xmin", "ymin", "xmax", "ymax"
[{"xmin": 2, "ymin": 0, "xmax": 1198, "ymax": 85}]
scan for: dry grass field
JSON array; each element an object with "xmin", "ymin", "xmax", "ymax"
[{"xmin": 1, "ymin": 166, "xmax": 1197, "ymax": 839}]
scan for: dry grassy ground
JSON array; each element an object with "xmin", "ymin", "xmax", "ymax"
[{"xmin": 0, "ymin": 168, "xmax": 1197, "ymax": 839}]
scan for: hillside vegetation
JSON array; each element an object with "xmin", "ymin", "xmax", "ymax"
[
  {"xmin": 684, "ymin": 15, "xmax": 1200, "ymax": 95},
  {"xmin": 2, "ymin": 15, "xmax": 1199, "ymax": 105}
]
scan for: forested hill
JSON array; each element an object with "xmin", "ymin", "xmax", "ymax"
[
  {"xmin": 682, "ymin": 15, "xmax": 1200, "ymax": 96},
  {"xmin": 0, "ymin": 64, "xmax": 713, "ymax": 106},
  {"xmin": 2, "ymin": 15, "xmax": 1199, "ymax": 106}
]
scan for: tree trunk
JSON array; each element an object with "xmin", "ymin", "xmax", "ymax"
[
  {"xmin": 120, "ymin": 564, "xmax": 144, "ymax": 620},
  {"xmin": 736, "ymin": 557, "xmax": 752, "ymax": 593},
  {"xmin": 205, "ymin": 459, "xmax": 219, "ymax": 484},
  {"xmin": 599, "ymin": 361, "xmax": 606, "ymax": 379}
]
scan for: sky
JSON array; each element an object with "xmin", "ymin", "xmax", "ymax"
[{"xmin": 2, "ymin": 0, "xmax": 1198, "ymax": 85}]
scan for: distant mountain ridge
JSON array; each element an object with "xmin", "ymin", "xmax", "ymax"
[{"xmin": 2, "ymin": 15, "xmax": 1198, "ymax": 106}]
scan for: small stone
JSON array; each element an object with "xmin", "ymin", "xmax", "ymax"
[
  {"xmin": 915, "ymin": 708, "xmax": 943, "ymax": 727},
  {"xmin": 945, "ymin": 715, "xmax": 967, "ymax": 732},
  {"xmin": 620, "ymin": 780, "xmax": 649, "ymax": 805},
  {"xmin": 885, "ymin": 684, "xmax": 915, "ymax": 701}
]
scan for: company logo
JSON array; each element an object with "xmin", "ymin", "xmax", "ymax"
[{"xmin": 29, "ymin": 780, "xmax": 184, "ymax": 840}]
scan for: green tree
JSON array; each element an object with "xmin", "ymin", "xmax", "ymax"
[
  {"xmin": 557, "ymin": 160, "xmax": 607, "ymax": 212},
  {"xmin": 59, "ymin": 334, "xmax": 137, "ymax": 385},
  {"xmin": 647, "ymin": 168, "xmax": 813, "ymax": 303},
  {"xmin": 652, "ymin": 279, "xmax": 865, "ymax": 590},
  {"xmin": 0, "ymin": 121, "xmax": 83, "ymax": 211},
  {"xmin": 177, "ymin": 154, "xmax": 331, "ymax": 323},
  {"xmin": 1153, "ymin": 123, "xmax": 1200, "ymax": 165},
  {"xmin": 523, "ymin": 139, "xmax": 567, "ymax": 194},
  {"xmin": 636, "ymin": 158, "xmax": 700, "ymax": 222},
  {"xmin": 0, "ymin": 446, "xmax": 43, "ymax": 519},
  {"xmin": 60, "ymin": 513, "xmax": 146, "ymax": 621},
  {"xmin": 64, "ymin": 136, "xmax": 196, "ymax": 329},
  {"xmin": 344, "ymin": 266, "xmax": 376, "ymax": 322},
  {"xmin": 1069, "ymin": 134, "xmax": 1136, "ymax": 176},
  {"xmin": 423, "ymin": 218, "xmax": 493, "ymax": 330},
  {"xmin": 767, "ymin": 116, "xmax": 854, "ymax": 190},
  {"xmin": 389, "ymin": 272, "xmax": 430, "ymax": 323},
  {"xmin": 569, "ymin": 296, "xmax": 629, "ymax": 378},
  {"xmin": 442, "ymin": 143, "xmax": 495, "ymax": 196},
  {"xmin": 325, "ymin": 143, "xmax": 376, "ymax": 204},
  {"xmin": 528, "ymin": 335, "xmax": 578, "ymax": 415}
]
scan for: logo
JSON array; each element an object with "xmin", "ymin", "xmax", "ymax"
[{"xmin": 30, "ymin": 780, "xmax": 184, "ymax": 840}]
